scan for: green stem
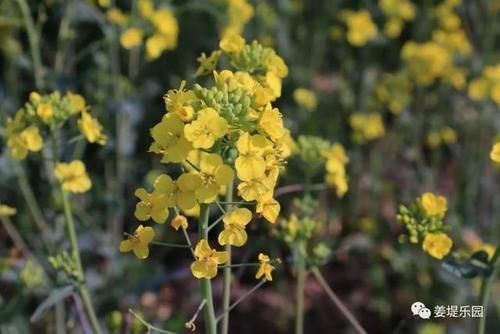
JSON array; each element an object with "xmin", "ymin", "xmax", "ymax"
[
  {"xmin": 14, "ymin": 163, "xmax": 53, "ymax": 251},
  {"xmin": 128, "ymin": 309, "xmax": 178, "ymax": 334},
  {"xmin": 478, "ymin": 245, "xmax": 500, "ymax": 334},
  {"xmin": 61, "ymin": 190, "xmax": 101, "ymax": 334},
  {"xmin": 295, "ymin": 243, "xmax": 306, "ymax": 334},
  {"xmin": 221, "ymin": 180, "xmax": 234, "ymax": 334},
  {"xmin": 15, "ymin": 0, "xmax": 43, "ymax": 89},
  {"xmin": 215, "ymin": 279, "xmax": 267, "ymax": 323},
  {"xmin": 150, "ymin": 241, "xmax": 192, "ymax": 248},
  {"xmin": 311, "ymin": 267, "xmax": 367, "ymax": 334},
  {"xmin": 198, "ymin": 204, "xmax": 217, "ymax": 334}
]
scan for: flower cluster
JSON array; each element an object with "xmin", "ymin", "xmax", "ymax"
[
  {"xmin": 121, "ymin": 36, "xmax": 289, "ymax": 282},
  {"xmin": 468, "ymin": 64, "xmax": 500, "ymax": 105},
  {"xmin": 379, "ymin": 0, "xmax": 416, "ymax": 38},
  {"xmin": 5, "ymin": 92, "xmax": 106, "ymax": 160},
  {"xmin": 106, "ymin": 0, "xmax": 178, "ymax": 60},
  {"xmin": 426, "ymin": 127, "xmax": 458, "ymax": 149},
  {"xmin": 397, "ymin": 192, "xmax": 453, "ymax": 259},
  {"xmin": 373, "ymin": 72, "xmax": 413, "ymax": 115},
  {"xmin": 339, "ymin": 10, "xmax": 378, "ymax": 47},
  {"xmin": 349, "ymin": 112, "xmax": 386, "ymax": 144}
]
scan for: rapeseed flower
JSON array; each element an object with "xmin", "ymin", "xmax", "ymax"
[
  {"xmin": 218, "ymin": 207, "xmax": 252, "ymax": 247},
  {"xmin": 191, "ymin": 239, "xmax": 229, "ymax": 279},
  {"xmin": 79, "ymin": 111, "xmax": 107, "ymax": 145},
  {"xmin": 420, "ymin": 192, "xmax": 447, "ymax": 218},
  {"xmin": 184, "ymin": 108, "xmax": 228, "ymax": 149},
  {"xmin": 54, "ymin": 160, "xmax": 92, "ymax": 193},
  {"xmin": 422, "ymin": 233, "xmax": 453, "ymax": 259},
  {"xmin": 120, "ymin": 225, "xmax": 155, "ymax": 259},
  {"xmin": 255, "ymin": 253, "xmax": 274, "ymax": 281}
]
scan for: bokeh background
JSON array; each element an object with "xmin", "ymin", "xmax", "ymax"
[{"xmin": 1, "ymin": 0, "xmax": 500, "ymax": 333}]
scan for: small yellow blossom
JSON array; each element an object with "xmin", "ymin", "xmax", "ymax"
[
  {"xmin": 29, "ymin": 91, "xmax": 41, "ymax": 102},
  {"xmin": 7, "ymin": 126, "xmax": 43, "ymax": 160},
  {"xmin": 293, "ymin": 88, "xmax": 317, "ymax": 111},
  {"xmin": 191, "ymin": 239, "xmax": 229, "ymax": 279},
  {"xmin": 54, "ymin": 160, "xmax": 92, "ymax": 193},
  {"xmin": 195, "ymin": 153, "xmax": 234, "ymax": 203},
  {"xmin": 176, "ymin": 172, "xmax": 202, "ymax": 211},
  {"xmin": 218, "ymin": 207, "xmax": 252, "ymax": 247},
  {"xmin": 422, "ymin": 233, "xmax": 453, "ymax": 259},
  {"xmin": 120, "ymin": 27, "xmax": 143, "ymax": 49},
  {"xmin": 138, "ymin": 0, "xmax": 154, "ymax": 19},
  {"xmin": 149, "ymin": 113, "xmax": 192, "ymax": 163},
  {"xmin": 220, "ymin": 31, "xmax": 245, "ymax": 53},
  {"xmin": 238, "ymin": 177, "xmax": 272, "ymax": 202},
  {"xmin": 66, "ymin": 92, "xmax": 87, "ymax": 112},
  {"xmin": 184, "ymin": 108, "xmax": 228, "ymax": 149},
  {"xmin": 256, "ymin": 192, "xmax": 280, "ymax": 223},
  {"xmin": 258, "ymin": 104, "xmax": 285, "ymax": 140},
  {"xmin": 235, "ymin": 132, "xmax": 270, "ymax": 181},
  {"xmin": 420, "ymin": 192, "xmax": 447, "ymax": 217},
  {"xmin": 36, "ymin": 103, "xmax": 54, "ymax": 123},
  {"xmin": 490, "ymin": 143, "xmax": 500, "ymax": 162},
  {"xmin": 255, "ymin": 253, "xmax": 274, "ymax": 281},
  {"xmin": 134, "ymin": 175, "xmax": 176, "ymax": 224},
  {"xmin": 340, "ymin": 10, "xmax": 378, "ymax": 47},
  {"xmin": 171, "ymin": 215, "xmax": 188, "ymax": 231},
  {"xmin": 79, "ymin": 111, "xmax": 107, "ymax": 145},
  {"xmin": 106, "ymin": 8, "xmax": 126, "ymax": 25},
  {"xmin": 0, "ymin": 204, "xmax": 16, "ymax": 217},
  {"xmin": 119, "ymin": 225, "xmax": 155, "ymax": 259}
]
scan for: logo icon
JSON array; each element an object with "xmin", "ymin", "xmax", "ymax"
[{"xmin": 411, "ymin": 301, "xmax": 431, "ymax": 319}]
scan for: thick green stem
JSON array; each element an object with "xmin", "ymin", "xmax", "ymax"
[
  {"xmin": 198, "ymin": 204, "xmax": 217, "ymax": 334},
  {"xmin": 478, "ymin": 246, "xmax": 500, "ymax": 334},
  {"xmin": 15, "ymin": 0, "xmax": 43, "ymax": 89},
  {"xmin": 221, "ymin": 180, "xmax": 234, "ymax": 334},
  {"xmin": 295, "ymin": 243, "xmax": 306, "ymax": 334}
]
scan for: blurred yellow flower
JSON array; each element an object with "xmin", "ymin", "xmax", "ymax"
[
  {"xmin": 340, "ymin": 10, "xmax": 378, "ymax": 46},
  {"xmin": 119, "ymin": 225, "xmax": 155, "ymax": 259},
  {"xmin": 191, "ymin": 239, "xmax": 229, "ymax": 279},
  {"xmin": 349, "ymin": 112, "xmax": 385, "ymax": 143},
  {"xmin": 255, "ymin": 253, "xmax": 274, "ymax": 281},
  {"xmin": 54, "ymin": 160, "xmax": 92, "ymax": 193},
  {"xmin": 219, "ymin": 32, "xmax": 245, "ymax": 53},
  {"xmin": 36, "ymin": 103, "xmax": 54, "ymax": 123},
  {"xmin": 490, "ymin": 143, "xmax": 500, "ymax": 162},
  {"xmin": 293, "ymin": 88, "xmax": 317, "ymax": 111},
  {"xmin": 66, "ymin": 92, "xmax": 86, "ymax": 112},
  {"xmin": 7, "ymin": 126, "xmax": 43, "ymax": 160},
  {"xmin": 106, "ymin": 8, "xmax": 126, "ymax": 25},
  {"xmin": 218, "ymin": 207, "xmax": 252, "ymax": 247},
  {"xmin": 420, "ymin": 192, "xmax": 447, "ymax": 217},
  {"xmin": 120, "ymin": 27, "xmax": 143, "ymax": 49},
  {"xmin": 422, "ymin": 233, "xmax": 453, "ymax": 259},
  {"xmin": 79, "ymin": 111, "xmax": 107, "ymax": 145},
  {"xmin": 0, "ymin": 204, "xmax": 16, "ymax": 217}
]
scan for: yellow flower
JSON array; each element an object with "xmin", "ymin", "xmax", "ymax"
[
  {"xmin": 420, "ymin": 192, "xmax": 447, "ymax": 217},
  {"xmin": 491, "ymin": 84, "xmax": 500, "ymax": 105},
  {"xmin": 490, "ymin": 143, "xmax": 500, "ymax": 162},
  {"xmin": 176, "ymin": 172, "xmax": 202, "ymax": 211},
  {"xmin": 135, "ymin": 175, "xmax": 176, "ymax": 224},
  {"xmin": 149, "ymin": 113, "xmax": 192, "ymax": 163},
  {"xmin": 265, "ymin": 54, "xmax": 288, "ymax": 78},
  {"xmin": 190, "ymin": 239, "xmax": 229, "ymax": 279},
  {"xmin": 138, "ymin": 0, "xmax": 154, "ymax": 19},
  {"xmin": 426, "ymin": 132, "xmax": 441, "ymax": 149},
  {"xmin": 54, "ymin": 160, "xmax": 92, "ymax": 193},
  {"xmin": 219, "ymin": 31, "xmax": 245, "ymax": 53},
  {"xmin": 293, "ymin": 88, "xmax": 318, "ymax": 111},
  {"xmin": 119, "ymin": 225, "xmax": 155, "ymax": 259},
  {"xmin": 401, "ymin": 41, "xmax": 451, "ymax": 86},
  {"xmin": 468, "ymin": 78, "xmax": 489, "ymax": 100},
  {"xmin": 7, "ymin": 126, "xmax": 43, "ymax": 160},
  {"xmin": 195, "ymin": 153, "xmax": 234, "ymax": 203},
  {"xmin": 29, "ymin": 91, "xmax": 41, "ymax": 102},
  {"xmin": 255, "ymin": 253, "xmax": 274, "ymax": 281},
  {"xmin": 256, "ymin": 192, "xmax": 280, "ymax": 223},
  {"xmin": 422, "ymin": 233, "xmax": 453, "ymax": 259},
  {"xmin": 237, "ymin": 177, "xmax": 272, "ymax": 201},
  {"xmin": 340, "ymin": 10, "xmax": 378, "ymax": 46},
  {"xmin": 120, "ymin": 27, "xmax": 143, "ymax": 49},
  {"xmin": 0, "ymin": 204, "xmax": 16, "ymax": 217},
  {"xmin": 36, "ymin": 103, "xmax": 54, "ymax": 123},
  {"xmin": 171, "ymin": 215, "xmax": 188, "ymax": 231},
  {"xmin": 325, "ymin": 158, "xmax": 348, "ymax": 198},
  {"xmin": 258, "ymin": 103, "xmax": 285, "ymax": 140},
  {"xmin": 218, "ymin": 207, "xmax": 252, "ymax": 247},
  {"xmin": 440, "ymin": 127, "xmax": 457, "ymax": 144},
  {"xmin": 151, "ymin": 9, "xmax": 179, "ymax": 42},
  {"xmin": 66, "ymin": 92, "xmax": 86, "ymax": 112},
  {"xmin": 235, "ymin": 132, "xmax": 270, "ymax": 181},
  {"xmin": 106, "ymin": 8, "xmax": 126, "ymax": 25},
  {"xmin": 79, "ymin": 111, "xmax": 107, "ymax": 145},
  {"xmin": 146, "ymin": 34, "xmax": 168, "ymax": 60},
  {"xmin": 184, "ymin": 108, "xmax": 228, "ymax": 149}
]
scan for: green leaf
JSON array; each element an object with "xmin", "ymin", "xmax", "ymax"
[{"xmin": 30, "ymin": 286, "xmax": 74, "ymax": 323}]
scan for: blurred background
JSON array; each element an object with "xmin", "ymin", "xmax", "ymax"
[{"xmin": 0, "ymin": 0, "xmax": 499, "ymax": 333}]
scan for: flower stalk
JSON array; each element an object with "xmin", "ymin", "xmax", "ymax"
[
  {"xmin": 295, "ymin": 242, "xmax": 306, "ymax": 334},
  {"xmin": 221, "ymin": 179, "xmax": 234, "ymax": 334},
  {"xmin": 198, "ymin": 204, "xmax": 217, "ymax": 334},
  {"xmin": 478, "ymin": 245, "xmax": 500, "ymax": 334}
]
